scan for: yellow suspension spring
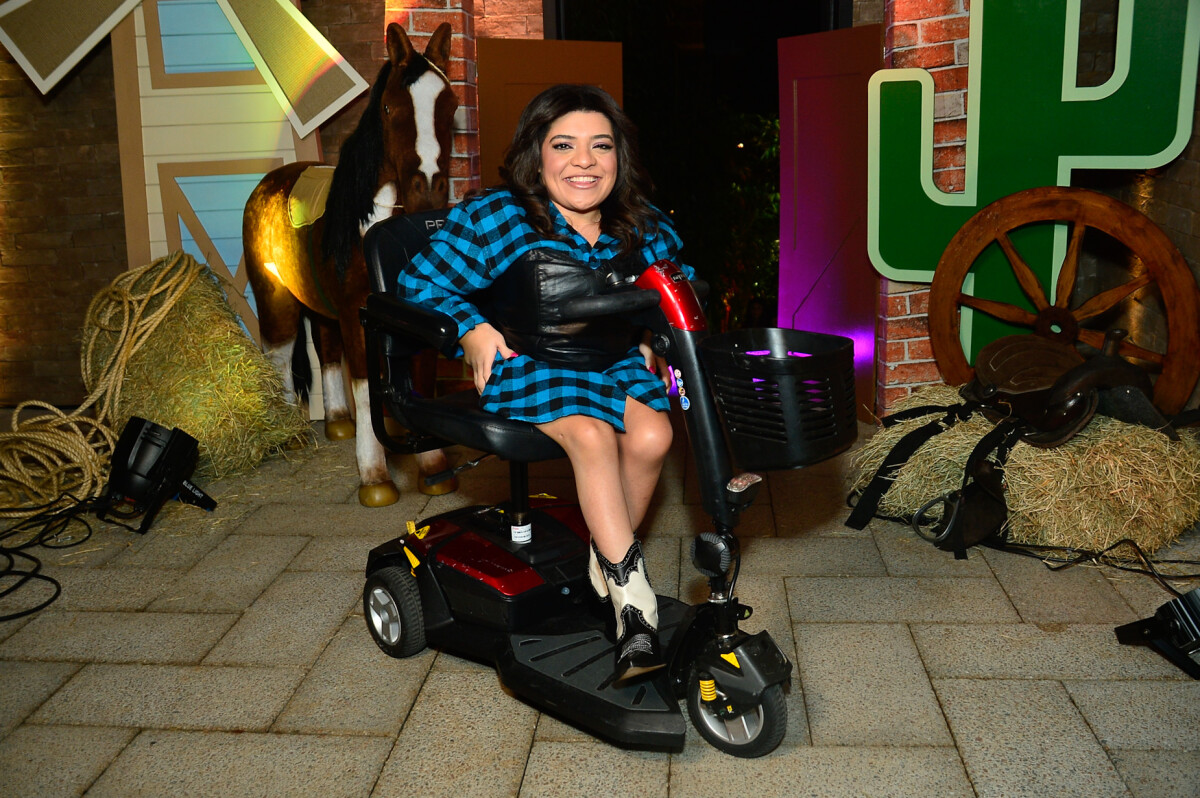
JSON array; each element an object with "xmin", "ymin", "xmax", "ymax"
[{"xmin": 699, "ymin": 677, "xmax": 718, "ymax": 703}]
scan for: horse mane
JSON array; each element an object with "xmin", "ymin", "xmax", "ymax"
[{"xmin": 322, "ymin": 55, "xmax": 439, "ymax": 279}]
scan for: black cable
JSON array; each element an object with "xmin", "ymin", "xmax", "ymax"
[{"xmin": 0, "ymin": 493, "xmax": 139, "ymax": 622}]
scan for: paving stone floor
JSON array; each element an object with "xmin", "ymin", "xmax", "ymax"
[{"xmin": 1, "ymin": 416, "xmax": 1197, "ymax": 797}]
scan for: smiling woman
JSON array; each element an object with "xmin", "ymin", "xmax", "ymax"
[{"xmin": 396, "ymin": 84, "xmax": 695, "ymax": 683}]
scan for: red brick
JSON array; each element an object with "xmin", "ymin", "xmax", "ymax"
[
  {"xmin": 893, "ymin": 0, "xmax": 964, "ymax": 23},
  {"xmin": 933, "ymin": 118, "xmax": 967, "ymax": 144},
  {"xmin": 884, "ymin": 315, "xmax": 930, "ymax": 340},
  {"xmin": 919, "ymin": 17, "xmax": 971, "ymax": 44},
  {"xmin": 411, "ymin": 10, "xmax": 466, "ymax": 34},
  {"xmin": 907, "ymin": 337, "xmax": 934, "ymax": 360},
  {"xmin": 885, "ymin": 341, "xmax": 907, "ymax": 362},
  {"xmin": 908, "ymin": 290, "xmax": 930, "ymax": 315},
  {"xmin": 892, "ymin": 43, "xmax": 956, "ymax": 70},
  {"xmin": 891, "ymin": 23, "xmax": 919, "ymax": 49},
  {"xmin": 933, "ymin": 144, "xmax": 965, "ymax": 169},
  {"xmin": 881, "ymin": 360, "xmax": 943, "ymax": 385},
  {"xmin": 931, "ymin": 66, "xmax": 968, "ymax": 92},
  {"xmin": 885, "ymin": 294, "xmax": 909, "ymax": 317},
  {"xmin": 934, "ymin": 168, "xmax": 965, "ymax": 192},
  {"xmin": 476, "ymin": 16, "xmax": 532, "ymax": 38},
  {"xmin": 879, "ymin": 385, "xmax": 913, "ymax": 412}
]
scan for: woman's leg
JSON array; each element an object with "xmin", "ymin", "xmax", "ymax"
[
  {"xmin": 536, "ymin": 414, "xmax": 633, "ymax": 562},
  {"xmin": 615, "ymin": 397, "xmax": 674, "ymax": 532}
]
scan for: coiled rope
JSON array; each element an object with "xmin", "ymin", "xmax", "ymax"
[{"xmin": 0, "ymin": 251, "xmax": 203, "ymax": 518}]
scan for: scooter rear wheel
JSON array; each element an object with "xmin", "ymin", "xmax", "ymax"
[
  {"xmin": 364, "ymin": 566, "xmax": 426, "ymax": 657},
  {"xmin": 686, "ymin": 670, "xmax": 787, "ymax": 757}
]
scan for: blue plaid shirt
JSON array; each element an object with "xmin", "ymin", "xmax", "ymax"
[{"xmin": 398, "ymin": 189, "xmax": 694, "ymax": 429}]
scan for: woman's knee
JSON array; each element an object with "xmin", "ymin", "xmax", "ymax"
[
  {"xmin": 625, "ymin": 411, "xmax": 673, "ymax": 462},
  {"xmin": 545, "ymin": 415, "xmax": 617, "ymax": 458}
]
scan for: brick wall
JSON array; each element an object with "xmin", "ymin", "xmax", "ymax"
[
  {"xmin": 474, "ymin": 0, "xmax": 543, "ymax": 38},
  {"xmin": 0, "ymin": 42, "xmax": 126, "ymax": 406}
]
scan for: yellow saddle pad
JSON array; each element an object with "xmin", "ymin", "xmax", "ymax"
[{"xmin": 287, "ymin": 165, "xmax": 335, "ymax": 228}]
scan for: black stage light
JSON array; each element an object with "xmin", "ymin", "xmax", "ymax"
[
  {"xmin": 1115, "ymin": 588, "xmax": 1200, "ymax": 679},
  {"xmin": 97, "ymin": 417, "xmax": 216, "ymax": 534}
]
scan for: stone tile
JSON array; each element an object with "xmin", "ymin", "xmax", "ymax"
[
  {"xmin": 0, "ymin": 615, "xmax": 31, "ymax": 645},
  {"xmin": 1104, "ymin": 572, "xmax": 1198, "ymax": 620},
  {"xmin": 0, "ymin": 611, "xmax": 237, "ymax": 664},
  {"xmin": 532, "ymin": 712, "xmax": 593, "ymax": 743},
  {"xmin": 0, "ymin": 724, "xmax": 136, "ymax": 798},
  {"xmin": 0, "ymin": 661, "xmax": 79, "ymax": 739},
  {"xmin": 26, "ymin": 526, "xmax": 130, "ymax": 568},
  {"xmin": 237, "ymin": 500, "xmax": 428, "ymax": 537},
  {"xmin": 202, "ymin": 571, "xmax": 361, "ymax": 667},
  {"xmin": 981, "ymin": 547, "xmax": 1140, "ymax": 624},
  {"xmin": 373, "ymin": 671, "xmax": 537, "ymax": 798},
  {"xmin": 519, "ymin": 741, "xmax": 669, "ymax": 798},
  {"xmin": 912, "ymin": 623, "xmax": 1189, "ymax": 680},
  {"xmin": 1108, "ymin": 749, "xmax": 1200, "ymax": 798},
  {"xmin": 36, "ymin": 567, "xmax": 181, "ymax": 611},
  {"xmin": 87, "ymin": 730, "xmax": 391, "ymax": 797},
  {"xmin": 639, "ymin": 503, "xmax": 707, "ymax": 539},
  {"xmin": 642, "ymin": 535, "xmax": 682, "ymax": 601},
  {"xmin": 668, "ymin": 744, "xmax": 973, "ymax": 797},
  {"xmin": 934, "ymin": 678, "xmax": 1129, "ymax": 798},
  {"xmin": 429, "ymin": 650, "xmax": 495, "ymax": 674},
  {"xmin": 873, "ymin": 525, "xmax": 993, "ymax": 576},
  {"xmin": 147, "ymin": 534, "xmax": 309, "ymax": 612},
  {"xmin": 786, "ymin": 576, "xmax": 1019, "ymax": 623},
  {"xmin": 288, "ymin": 533, "xmax": 398, "ymax": 572},
  {"xmin": 1064, "ymin": 680, "xmax": 1200, "ymax": 751},
  {"xmin": 31, "ymin": 663, "xmax": 305, "ymax": 730},
  {"xmin": 739, "ymin": 536, "xmax": 886, "ymax": 577},
  {"xmin": 795, "ymin": 623, "xmax": 951, "ymax": 747},
  {"xmin": 767, "ymin": 471, "xmax": 856, "ymax": 537},
  {"xmin": 274, "ymin": 617, "xmax": 436, "ymax": 736},
  {"xmin": 107, "ymin": 525, "xmax": 230, "ymax": 570}
]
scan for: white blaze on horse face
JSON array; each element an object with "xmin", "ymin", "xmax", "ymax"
[
  {"xmin": 410, "ymin": 70, "xmax": 445, "ymax": 187},
  {"xmin": 361, "ymin": 182, "xmax": 398, "ymax": 237}
]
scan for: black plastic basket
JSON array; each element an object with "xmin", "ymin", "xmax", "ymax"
[{"xmin": 699, "ymin": 328, "xmax": 857, "ymax": 471}]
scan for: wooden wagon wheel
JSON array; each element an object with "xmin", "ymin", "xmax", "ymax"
[{"xmin": 928, "ymin": 186, "xmax": 1200, "ymax": 415}]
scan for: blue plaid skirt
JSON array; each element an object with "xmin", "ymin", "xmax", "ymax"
[{"xmin": 479, "ymin": 349, "xmax": 670, "ymax": 431}]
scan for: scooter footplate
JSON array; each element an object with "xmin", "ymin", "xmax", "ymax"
[{"xmin": 497, "ymin": 596, "xmax": 687, "ymax": 750}]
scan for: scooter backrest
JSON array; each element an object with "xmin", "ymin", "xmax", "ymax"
[{"xmin": 363, "ymin": 208, "xmax": 450, "ymax": 296}]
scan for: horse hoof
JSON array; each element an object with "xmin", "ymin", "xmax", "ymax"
[
  {"xmin": 359, "ymin": 482, "xmax": 400, "ymax": 507},
  {"xmin": 325, "ymin": 419, "xmax": 355, "ymax": 441},
  {"xmin": 419, "ymin": 474, "xmax": 458, "ymax": 496}
]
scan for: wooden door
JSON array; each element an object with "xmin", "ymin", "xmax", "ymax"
[
  {"xmin": 476, "ymin": 38, "xmax": 623, "ymax": 188},
  {"xmin": 778, "ymin": 25, "xmax": 882, "ymax": 420}
]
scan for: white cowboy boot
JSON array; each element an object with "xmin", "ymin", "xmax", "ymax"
[
  {"xmin": 593, "ymin": 540, "xmax": 664, "ymax": 683},
  {"xmin": 588, "ymin": 543, "xmax": 610, "ymax": 603}
]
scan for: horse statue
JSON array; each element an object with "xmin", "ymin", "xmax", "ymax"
[{"xmin": 243, "ymin": 22, "xmax": 457, "ymax": 507}]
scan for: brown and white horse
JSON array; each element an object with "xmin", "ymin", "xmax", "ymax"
[{"xmin": 243, "ymin": 23, "xmax": 457, "ymax": 506}]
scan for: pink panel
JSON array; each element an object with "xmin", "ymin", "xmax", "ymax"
[{"xmin": 778, "ymin": 25, "xmax": 883, "ymax": 419}]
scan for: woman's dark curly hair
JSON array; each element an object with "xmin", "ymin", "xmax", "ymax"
[{"xmin": 499, "ymin": 84, "xmax": 659, "ymax": 255}]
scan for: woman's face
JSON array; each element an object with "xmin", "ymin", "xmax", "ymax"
[{"xmin": 539, "ymin": 111, "xmax": 617, "ymax": 220}]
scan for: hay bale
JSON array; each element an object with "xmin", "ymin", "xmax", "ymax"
[
  {"xmin": 84, "ymin": 254, "xmax": 312, "ymax": 478},
  {"xmin": 850, "ymin": 384, "xmax": 1200, "ymax": 553}
]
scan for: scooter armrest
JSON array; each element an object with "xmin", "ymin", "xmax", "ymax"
[
  {"xmin": 558, "ymin": 285, "xmax": 661, "ymax": 320},
  {"xmin": 363, "ymin": 293, "xmax": 461, "ymax": 359}
]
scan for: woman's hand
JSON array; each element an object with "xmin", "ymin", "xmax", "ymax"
[
  {"xmin": 461, "ymin": 322, "xmax": 514, "ymax": 394},
  {"xmin": 638, "ymin": 340, "xmax": 672, "ymax": 391}
]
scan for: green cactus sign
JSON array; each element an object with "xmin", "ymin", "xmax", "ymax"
[{"xmin": 868, "ymin": 0, "xmax": 1200, "ymax": 360}]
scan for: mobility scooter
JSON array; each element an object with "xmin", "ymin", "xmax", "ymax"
[{"xmin": 358, "ymin": 210, "xmax": 857, "ymax": 757}]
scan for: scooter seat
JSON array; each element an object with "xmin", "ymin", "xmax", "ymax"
[{"xmin": 397, "ymin": 388, "xmax": 566, "ymax": 463}]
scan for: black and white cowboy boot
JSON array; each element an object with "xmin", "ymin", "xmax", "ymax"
[
  {"xmin": 588, "ymin": 543, "xmax": 610, "ymax": 603},
  {"xmin": 593, "ymin": 539, "xmax": 664, "ymax": 683}
]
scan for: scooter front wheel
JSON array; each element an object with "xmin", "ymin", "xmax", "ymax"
[
  {"xmin": 686, "ymin": 669, "xmax": 787, "ymax": 757},
  {"xmin": 363, "ymin": 566, "xmax": 426, "ymax": 657}
]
